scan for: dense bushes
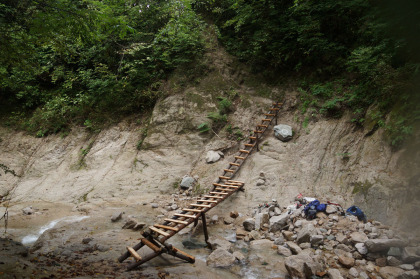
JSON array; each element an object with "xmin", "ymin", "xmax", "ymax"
[
  {"xmin": 194, "ymin": 0, "xmax": 419, "ymax": 146},
  {"xmin": 0, "ymin": 0, "xmax": 205, "ymax": 135}
]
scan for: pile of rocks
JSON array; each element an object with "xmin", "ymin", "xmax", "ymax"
[{"xmin": 206, "ymin": 201, "xmax": 420, "ymax": 279}]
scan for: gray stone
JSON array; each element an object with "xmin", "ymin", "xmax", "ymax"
[
  {"xmin": 182, "ymin": 239, "xmax": 207, "ymax": 249},
  {"xmin": 243, "ymin": 218, "xmax": 255, "ymax": 232},
  {"xmin": 336, "ymin": 244, "xmax": 352, "ymax": 252},
  {"xmin": 299, "ymin": 243, "xmax": 311, "ymax": 249},
  {"xmin": 327, "ymin": 268, "xmax": 344, "ymax": 279},
  {"xmin": 404, "ymin": 270, "xmax": 420, "ymax": 279},
  {"xmin": 388, "ymin": 247, "xmax": 403, "ymax": 257},
  {"xmin": 211, "ymin": 215, "xmax": 219, "ymax": 223},
  {"xmin": 376, "ymin": 257, "xmax": 388, "ymax": 267},
  {"xmin": 283, "ymin": 231, "xmax": 294, "ymax": 241},
  {"xmin": 151, "ymin": 203, "xmax": 159, "ymax": 208},
  {"xmin": 339, "ymin": 254, "xmax": 355, "ymax": 268},
  {"xmin": 359, "ymin": 271, "xmax": 369, "ymax": 279},
  {"xmin": 208, "ymin": 236, "xmax": 233, "ymax": 252},
  {"xmin": 402, "ymin": 247, "xmax": 420, "ymax": 263},
  {"xmin": 233, "ymin": 251, "xmax": 245, "ymax": 262},
  {"xmin": 180, "ymin": 176, "xmax": 195, "ymax": 190},
  {"xmin": 350, "ymin": 231, "xmax": 368, "ymax": 243},
  {"xmin": 277, "ymin": 245, "xmax": 293, "ymax": 257},
  {"xmin": 310, "ymin": 235, "xmax": 324, "ymax": 246},
  {"xmin": 274, "ymin": 236, "xmax": 285, "ymax": 245},
  {"xmin": 379, "ymin": 266, "xmax": 405, "ymax": 279},
  {"xmin": 249, "ymin": 230, "xmax": 261, "ymax": 240},
  {"xmin": 122, "ymin": 217, "xmax": 146, "ymax": 230},
  {"xmin": 355, "ymin": 243, "xmax": 368, "ymax": 255},
  {"xmin": 415, "ymin": 261, "xmax": 420, "ymax": 269},
  {"xmin": 388, "ymin": 256, "xmax": 403, "ymax": 266},
  {"xmin": 274, "ymin": 124, "xmax": 293, "ymax": 142},
  {"xmin": 256, "ymin": 179, "xmax": 265, "ymax": 186},
  {"xmin": 365, "ymin": 239, "xmax": 408, "ymax": 253},
  {"xmin": 249, "ymin": 239, "xmax": 274, "ymax": 250},
  {"xmin": 170, "ymin": 204, "xmax": 178, "ymax": 210},
  {"xmin": 224, "ymin": 216, "xmax": 234, "ymax": 224},
  {"xmin": 255, "ymin": 212, "xmax": 269, "ymax": 230},
  {"xmin": 206, "ymin": 248, "xmax": 235, "ymax": 268},
  {"xmin": 269, "ymin": 213, "xmax": 289, "ymax": 232},
  {"xmin": 326, "ymin": 205, "xmax": 338, "ymax": 214},
  {"xmin": 284, "ymin": 254, "xmax": 322, "ymax": 278},
  {"xmin": 349, "ymin": 267, "xmax": 359, "ymax": 278},
  {"xmin": 286, "ymin": 241, "xmax": 302, "ymax": 255},
  {"xmin": 111, "ymin": 211, "xmax": 123, "ymax": 222},
  {"xmin": 205, "ymin": 150, "xmax": 221, "ymax": 163},
  {"xmin": 22, "ymin": 206, "xmax": 35, "ymax": 215},
  {"xmin": 297, "ymin": 223, "xmax": 316, "ymax": 244},
  {"xmin": 400, "ymin": 264, "xmax": 415, "ymax": 271}
]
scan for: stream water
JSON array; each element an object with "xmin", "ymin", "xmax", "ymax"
[{"xmin": 21, "ymin": 215, "xmax": 89, "ymax": 245}]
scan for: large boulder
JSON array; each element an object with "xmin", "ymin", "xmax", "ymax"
[
  {"xmin": 284, "ymin": 254, "xmax": 322, "ymax": 278},
  {"xmin": 180, "ymin": 176, "xmax": 195, "ymax": 190},
  {"xmin": 205, "ymin": 151, "xmax": 221, "ymax": 164},
  {"xmin": 402, "ymin": 247, "xmax": 420, "ymax": 263},
  {"xmin": 269, "ymin": 213, "xmax": 289, "ymax": 232},
  {"xmin": 243, "ymin": 218, "xmax": 256, "ymax": 232},
  {"xmin": 378, "ymin": 266, "xmax": 405, "ymax": 279},
  {"xmin": 208, "ymin": 236, "xmax": 233, "ymax": 251},
  {"xmin": 296, "ymin": 223, "xmax": 316, "ymax": 244},
  {"xmin": 274, "ymin": 124, "xmax": 293, "ymax": 142},
  {"xmin": 206, "ymin": 248, "xmax": 236, "ymax": 268},
  {"xmin": 365, "ymin": 239, "xmax": 408, "ymax": 253}
]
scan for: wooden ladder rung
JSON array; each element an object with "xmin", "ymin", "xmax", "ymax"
[
  {"xmin": 149, "ymin": 226, "xmax": 170, "ymax": 237},
  {"xmin": 190, "ymin": 203, "xmax": 212, "ymax": 208},
  {"xmin": 228, "ymin": 180, "xmax": 245, "ymax": 184},
  {"xmin": 215, "ymin": 187, "xmax": 234, "ymax": 192},
  {"xmin": 219, "ymin": 176, "xmax": 230, "ymax": 180},
  {"xmin": 257, "ymin": 124, "xmax": 268, "ymax": 128},
  {"xmin": 270, "ymin": 108, "xmax": 280, "ymax": 111},
  {"xmin": 220, "ymin": 184, "xmax": 239, "ymax": 188},
  {"xmin": 154, "ymin": 224, "xmax": 179, "ymax": 232},
  {"xmin": 244, "ymin": 143, "xmax": 254, "ymax": 147},
  {"xmin": 225, "ymin": 182, "xmax": 242, "ymax": 186},
  {"xmin": 239, "ymin": 149, "xmax": 250, "ymax": 154},
  {"xmin": 249, "ymin": 136, "xmax": 257, "ymax": 140},
  {"xmin": 262, "ymin": 119, "xmax": 271, "ymax": 122},
  {"xmin": 203, "ymin": 195, "xmax": 224, "ymax": 199},
  {"xmin": 254, "ymin": 130, "xmax": 263, "ymax": 133},
  {"xmin": 197, "ymin": 199, "xmax": 218, "ymax": 203},
  {"xmin": 230, "ymin": 162, "xmax": 240, "ymax": 166},
  {"xmin": 127, "ymin": 247, "xmax": 142, "ymax": 262},
  {"xmin": 235, "ymin": 156, "xmax": 245, "ymax": 160},
  {"xmin": 182, "ymin": 208, "xmax": 202, "ymax": 213},
  {"xmin": 224, "ymin": 169, "xmax": 234, "ymax": 172},
  {"xmin": 164, "ymin": 218, "xmax": 188, "ymax": 225},
  {"xmin": 265, "ymin": 113, "xmax": 275, "ymax": 116},
  {"xmin": 209, "ymin": 192, "xmax": 228, "ymax": 195},
  {"xmin": 174, "ymin": 213, "xmax": 197, "ymax": 219},
  {"xmin": 141, "ymin": 238, "xmax": 161, "ymax": 252}
]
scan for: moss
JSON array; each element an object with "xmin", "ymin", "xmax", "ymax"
[
  {"xmin": 352, "ymin": 181, "xmax": 373, "ymax": 197},
  {"xmin": 185, "ymin": 91, "xmax": 206, "ymax": 109}
]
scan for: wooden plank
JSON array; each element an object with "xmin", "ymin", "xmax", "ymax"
[
  {"xmin": 141, "ymin": 238, "xmax": 161, "ymax": 252},
  {"xmin": 257, "ymin": 124, "xmax": 268, "ymax": 128},
  {"xmin": 262, "ymin": 119, "xmax": 271, "ymax": 122},
  {"xmin": 197, "ymin": 199, "xmax": 218, "ymax": 203},
  {"xmin": 164, "ymin": 218, "xmax": 188, "ymax": 225},
  {"xmin": 182, "ymin": 208, "xmax": 202, "ymax": 213},
  {"xmin": 235, "ymin": 156, "xmax": 245, "ymax": 160},
  {"xmin": 227, "ymin": 180, "xmax": 245, "ymax": 184},
  {"xmin": 215, "ymin": 187, "xmax": 234, "ymax": 192},
  {"xmin": 154, "ymin": 224, "xmax": 179, "ymax": 232},
  {"xmin": 209, "ymin": 192, "xmax": 228, "ymax": 195},
  {"xmin": 249, "ymin": 136, "xmax": 257, "ymax": 140},
  {"xmin": 127, "ymin": 246, "xmax": 142, "ymax": 262},
  {"xmin": 239, "ymin": 149, "xmax": 250, "ymax": 153},
  {"xmin": 219, "ymin": 176, "xmax": 230, "ymax": 180},
  {"xmin": 149, "ymin": 226, "xmax": 170, "ymax": 237},
  {"xmin": 203, "ymin": 195, "xmax": 223, "ymax": 199},
  {"xmin": 172, "ymin": 247, "xmax": 195, "ymax": 261},
  {"xmin": 265, "ymin": 113, "xmax": 275, "ymax": 116},
  {"xmin": 174, "ymin": 213, "xmax": 197, "ymax": 219},
  {"xmin": 254, "ymin": 130, "xmax": 263, "ymax": 133},
  {"xmin": 270, "ymin": 107, "xmax": 280, "ymax": 111},
  {"xmin": 220, "ymin": 184, "xmax": 239, "ymax": 188},
  {"xmin": 230, "ymin": 162, "xmax": 240, "ymax": 166},
  {"xmin": 224, "ymin": 169, "xmax": 234, "ymax": 172},
  {"xmin": 225, "ymin": 182, "xmax": 242, "ymax": 186},
  {"xmin": 190, "ymin": 203, "xmax": 212, "ymax": 208},
  {"xmin": 244, "ymin": 143, "xmax": 254, "ymax": 147}
]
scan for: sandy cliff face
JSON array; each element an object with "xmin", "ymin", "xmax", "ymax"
[{"xmin": 1, "ymin": 90, "xmax": 418, "ymax": 234}]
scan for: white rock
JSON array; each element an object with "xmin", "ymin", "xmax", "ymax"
[{"xmin": 205, "ymin": 151, "xmax": 221, "ymax": 163}]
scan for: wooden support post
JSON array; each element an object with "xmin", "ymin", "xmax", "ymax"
[
  {"xmin": 127, "ymin": 249, "xmax": 165, "ymax": 271},
  {"xmin": 201, "ymin": 213, "xmax": 212, "ymax": 249},
  {"xmin": 119, "ymin": 241, "xmax": 145, "ymax": 262}
]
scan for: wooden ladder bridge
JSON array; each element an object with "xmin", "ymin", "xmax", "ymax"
[{"xmin": 118, "ymin": 101, "xmax": 283, "ymax": 270}]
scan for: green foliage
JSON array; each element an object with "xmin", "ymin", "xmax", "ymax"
[
  {"xmin": 1, "ymin": 0, "xmax": 205, "ymax": 136},
  {"xmin": 197, "ymin": 122, "xmax": 210, "ymax": 133}
]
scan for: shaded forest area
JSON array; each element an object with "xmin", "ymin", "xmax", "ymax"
[{"xmin": 0, "ymin": 0, "xmax": 419, "ymax": 146}]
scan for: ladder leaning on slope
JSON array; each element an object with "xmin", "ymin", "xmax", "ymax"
[{"xmin": 118, "ymin": 101, "xmax": 283, "ymax": 271}]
